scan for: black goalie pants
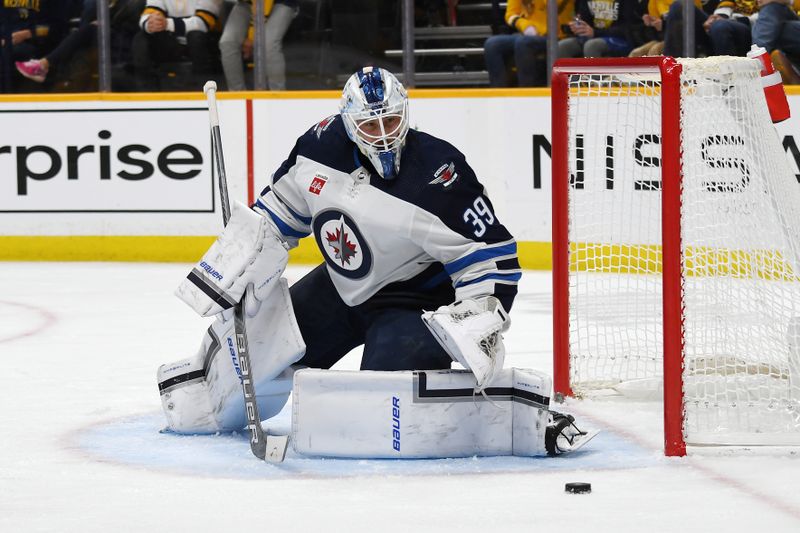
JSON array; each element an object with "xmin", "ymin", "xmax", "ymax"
[{"xmin": 290, "ymin": 264, "xmax": 453, "ymax": 371}]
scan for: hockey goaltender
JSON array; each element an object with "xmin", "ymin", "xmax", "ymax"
[{"xmin": 157, "ymin": 67, "xmax": 598, "ymax": 460}]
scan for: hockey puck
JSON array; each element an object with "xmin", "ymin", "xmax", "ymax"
[{"xmin": 565, "ymin": 482, "xmax": 591, "ymax": 494}]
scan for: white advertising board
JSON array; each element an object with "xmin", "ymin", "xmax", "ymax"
[
  {"xmin": 0, "ymin": 100, "xmax": 233, "ymax": 236},
  {"xmin": 0, "ymin": 92, "xmax": 799, "ymax": 250},
  {"xmin": 0, "ymin": 106, "xmax": 212, "ymax": 212}
]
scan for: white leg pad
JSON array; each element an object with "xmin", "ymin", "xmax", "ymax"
[
  {"xmin": 291, "ymin": 367, "xmax": 551, "ymax": 458},
  {"xmin": 158, "ymin": 278, "xmax": 305, "ymax": 433}
]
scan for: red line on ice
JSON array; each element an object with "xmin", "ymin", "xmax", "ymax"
[
  {"xmin": 0, "ymin": 300, "xmax": 57, "ymax": 343},
  {"xmin": 570, "ymin": 404, "xmax": 800, "ymax": 521}
]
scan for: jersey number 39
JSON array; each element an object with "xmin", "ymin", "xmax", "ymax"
[{"xmin": 463, "ymin": 197, "xmax": 495, "ymax": 237}]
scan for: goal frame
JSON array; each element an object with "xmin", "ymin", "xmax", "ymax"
[{"xmin": 550, "ymin": 57, "xmax": 686, "ymax": 456}]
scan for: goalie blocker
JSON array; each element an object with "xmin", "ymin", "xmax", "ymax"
[{"xmin": 158, "ymin": 278, "xmax": 305, "ymax": 434}]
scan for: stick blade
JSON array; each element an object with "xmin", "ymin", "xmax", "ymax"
[{"xmin": 265, "ymin": 435, "xmax": 290, "ymax": 463}]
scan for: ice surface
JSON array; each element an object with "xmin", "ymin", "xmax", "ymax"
[{"xmin": 1, "ymin": 263, "xmax": 798, "ymax": 532}]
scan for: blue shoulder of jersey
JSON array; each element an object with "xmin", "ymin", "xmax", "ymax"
[
  {"xmin": 297, "ymin": 115, "xmax": 357, "ymax": 172},
  {"xmin": 395, "ymin": 130, "xmax": 514, "ymax": 246},
  {"xmin": 270, "ymin": 114, "xmax": 357, "ymax": 187}
]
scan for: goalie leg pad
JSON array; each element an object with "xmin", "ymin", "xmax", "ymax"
[
  {"xmin": 291, "ymin": 367, "xmax": 551, "ymax": 458},
  {"xmin": 158, "ymin": 278, "xmax": 306, "ymax": 433},
  {"xmin": 159, "ymin": 362, "xmax": 295, "ymax": 434}
]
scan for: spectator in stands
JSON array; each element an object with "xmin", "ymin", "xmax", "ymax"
[
  {"xmin": 483, "ymin": 0, "xmax": 575, "ymax": 87},
  {"xmin": 10, "ymin": 2, "xmax": 74, "ymax": 58},
  {"xmin": 752, "ymin": 0, "xmax": 800, "ymax": 84},
  {"xmin": 558, "ymin": 0, "xmax": 645, "ymax": 59},
  {"xmin": 131, "ymin": 0, "xmax": 223, "ymax": 91},
  {"xmin": 643, "ymin": 0, "xmax": 719, "ymax": 57},
  {"xmin": 219, "ymin": 0, "xmax": 298, "ymax": 91},
  {"xmin": 0, "ymin": 1, "xmax": 71, "ymax": 89},
  {"xmin": 661, "ymin": 0, "xmax": 762, "ymax": 58},
  {"xmin": 630, "ymin": 0, "xmax": 669, "ymax": 56},
  {"xmin": 0, "ymin": 5, "xmax": 13, "ymax": 92},
  {"xmin": 703, "ymin": 0, "xmax": 756, "ymax": 56},
  {"xmin": 15, "ymin": 1, "xmax": 145, "ymax": 85}
]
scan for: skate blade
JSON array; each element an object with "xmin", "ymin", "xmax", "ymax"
[{"xmin": 563, "ymin": 429, "xmax": 601, "ymax": 455}]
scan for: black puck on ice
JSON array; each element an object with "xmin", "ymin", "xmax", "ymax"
[{"xmin": 565, "ymin": 482, "xmax": 591, "ymax": 494}]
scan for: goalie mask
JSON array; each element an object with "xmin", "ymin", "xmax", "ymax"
[{"xmin": 340, "ymin": 67, "xmax": 409, "ymax": 180}]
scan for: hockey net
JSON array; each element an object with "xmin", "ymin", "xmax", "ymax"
[{"xmin": 551, "ymin": 57, "xmax": 800, "ymax": 455}]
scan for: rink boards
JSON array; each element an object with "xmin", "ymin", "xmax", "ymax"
[{"xmin": 1, "ymin": 88, "xmax": 799, "ymax": 268}]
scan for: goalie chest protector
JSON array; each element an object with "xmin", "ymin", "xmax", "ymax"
[{"xmin": 291, "ymin": 368, "xmax": 551, "ymax": 458}]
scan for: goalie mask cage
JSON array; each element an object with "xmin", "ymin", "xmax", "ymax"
[{"xmin": 551, "ymin": 56, "xmax": 800, "ymax": 456}]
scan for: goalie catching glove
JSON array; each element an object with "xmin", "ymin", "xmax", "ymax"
[
  {"xmin": 176, "ymin": 201, "xmax": 289, "ymax": 317},
  {"xmin": 421, "ymin": 296, "xmax": 510, "ymax": 392}
]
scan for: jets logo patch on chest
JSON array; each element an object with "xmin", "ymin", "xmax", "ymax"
[
  {"xmin": 312, "ymin": 210, "xmax": 373, "ymax": 279},
  {"xmin": 325, "ymin": 225, "xmax": 357, "ymax": 265}
]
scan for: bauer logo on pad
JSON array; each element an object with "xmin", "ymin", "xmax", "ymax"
[{"xmin": 309, "ymin": 175, "xmax": 328, "ymax": 195}]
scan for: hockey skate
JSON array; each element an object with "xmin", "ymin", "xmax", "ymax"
[{"xmin": 545, "ymin": 412, "xmax": 599, "ymax": 457}]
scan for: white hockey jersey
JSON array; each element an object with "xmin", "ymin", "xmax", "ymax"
[
  {"xmin": 255, "ymin": 115, "xmax": 521, "ymax": 311},
  {"xmin": 140, "ymin": 0, "xmax": 222, "ymax": 35}
]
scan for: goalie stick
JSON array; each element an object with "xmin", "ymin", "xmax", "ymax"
[{"xmin": 203, "ymin": 81, "xmax": 289, "ymax": 463}]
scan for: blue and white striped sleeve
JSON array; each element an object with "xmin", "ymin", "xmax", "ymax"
[
  {"xmin": 412, "ymin": 146, "xmax": 521, "ymax": 311},
  {"xmin": 252, "ymin": 147, "xmax": 312, "ymax": 248},
  {"xmin": 413, "ymin": 210, "xmax": 521, "ymax": 312},
  {"xmin": 445, "ymin": 240, "xmax": 521, "ymax": 311}
]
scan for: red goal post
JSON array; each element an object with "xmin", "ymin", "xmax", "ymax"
[{"xmin": 551, "ymin": 57, "xmax": 800, "ymax": 456}]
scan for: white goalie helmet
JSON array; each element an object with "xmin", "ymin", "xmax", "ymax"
[{"xmin": 339, "ymin": 67, "xmax": 410, "ymax": 180}]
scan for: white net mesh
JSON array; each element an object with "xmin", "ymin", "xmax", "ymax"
[{"xmin": 564, "ymin": 57, "xmax": 800, "ymax": 445}]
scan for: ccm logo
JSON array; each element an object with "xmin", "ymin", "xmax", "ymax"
[{"xmin": 1, "ymin": 130, "xmax": 203, "ymax": 196}]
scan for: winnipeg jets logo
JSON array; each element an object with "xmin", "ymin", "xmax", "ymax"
[
  {"xmin": 313, "ymin": 210, "xmax": 372, "ymax": 279},
  {"xmin": 325, "ymin": 221, "xmax": 357, "ymax": 266},
  {"xmin": 429, "ymin": 162, "xmax": 459, "ymax": 189}
]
